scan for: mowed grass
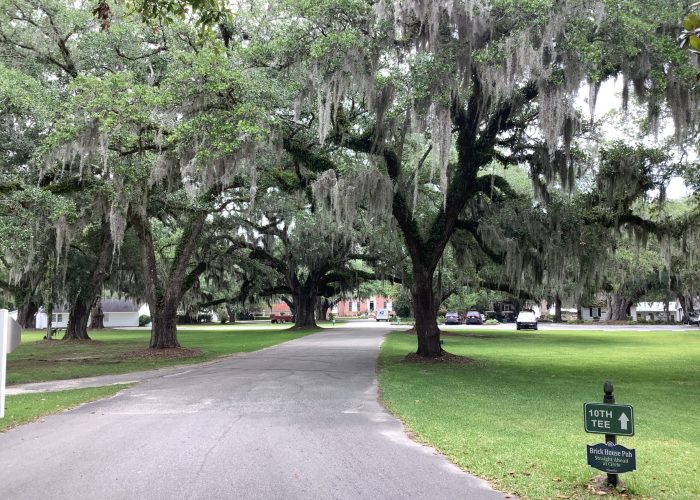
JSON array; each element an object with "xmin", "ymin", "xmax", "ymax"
[
  {"xmin": 1, "ymin": 385, "xmax": 131, "ymax": 432},
  {"xmin": 8, "ymin": 323, "xmax": 320, "ymax": 385},
  {"xmin": 378, "ymin": 328, "xmax": 700, "ymax": 499}
]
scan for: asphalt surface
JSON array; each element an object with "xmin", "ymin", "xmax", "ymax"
[
  {"xmin": 441, "ymin": 322, "xmax": 698, "ymax": 332},
  {"xmin": 0, "ymin": 323, "xmax": 507, "ymax": 500}
]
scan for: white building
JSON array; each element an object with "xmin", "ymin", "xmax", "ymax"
[
  {"xmin": 35, "ymin": 308, "xmax": 69, "ymax": 329},
  {"xmin": 631, "ymin": 302, "xmax": 682, "ymax": 322},
  {"xmin": 581, "ymin": 306, "xmax": 609, "ymax": 321},
  {"xmin": 36, "ymin": 299, "xmax": 144, "ymax": 328}
]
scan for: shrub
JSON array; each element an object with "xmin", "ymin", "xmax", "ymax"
[
  {"xmin": 138, "ymin": 315, "xmax": 151, "ymax": 327},
  {"xmin": 485, "ymin": 319, "xmax": 499, "ymax": 325},
  {"xmin": 393, "ymin": 290, "xmax": 412, "ymax": 318}
]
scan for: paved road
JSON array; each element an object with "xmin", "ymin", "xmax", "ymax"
[
  {"xmin": 0, "ymin": 323, "xmax": 506, "ymax": 500},
  {"xmin": 442, "ymin": 322, "xmax": 698, "ymax": 332}
]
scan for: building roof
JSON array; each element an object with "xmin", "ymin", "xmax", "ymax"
[
  {"xmin": 635, "ymin": 301, "xmax": 679, "ymax": 312},
  {"xmin": 100, "ymin": 298, "xmax": 141, "ymax": 313},
  {"xmin": 37, "ymin": 299, "xmax": 142, "ymax": 315}
]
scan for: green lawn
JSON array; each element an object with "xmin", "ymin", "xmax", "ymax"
[
  {"xmin": 8, "ymin": 323, "xmax": 320, "ymax": 385},
  {"xmin": 1, "ymin": 385, "xmax": 131, "ymax": 432},
  {"xmin": 378, "ymin": 328, "xmax": 700, "ymax": 499}
]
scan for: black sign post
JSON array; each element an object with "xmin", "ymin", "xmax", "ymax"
[
  {"xmin": 584, "ymin": 381, "xmax": 636, "ymax": 487},
  {"xmin": 603, "ymin": 381, "xmax": 619, "ymax": 487}
]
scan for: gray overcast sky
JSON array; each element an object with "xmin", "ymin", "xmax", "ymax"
[{"xmin": 581, "ymin": 78, "xmax": 691, "ymax": 200}]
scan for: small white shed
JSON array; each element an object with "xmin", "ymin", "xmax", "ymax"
[{"xmin": 581, "ymin": 306, "xmax": 609, "ymax": 321}]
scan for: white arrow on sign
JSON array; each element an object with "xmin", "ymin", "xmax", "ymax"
[{"xmin": 619, "ymin": 412, "xmax": 630, "ymax": 430}]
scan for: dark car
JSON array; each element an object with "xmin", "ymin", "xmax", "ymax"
[
  {"xmin": 465, "ymin": 311, "xmax": 482, "ymax": 325},
  {"xmin": 516, "ymin": 310, "xmax": 538, "ymax": 330},
  {"xmin": 444, "ymin": 311, "xmax": 461, "ymax": 325}
]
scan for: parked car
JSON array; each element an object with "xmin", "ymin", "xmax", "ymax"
[
  {"xmin": 376, "ymin": 309, "xmax": 390, "ymax": 322},
  {"xmin": 682, "ymin": 311, "xmax": 700, "ymax": 325},
  {"xmin": 465, "ymin": 311, "xmax": 482, "ymax": 325},
  {"xmin": 444, "ymin": 311, "xmax": 461, "ymax": 325},
  {"xmin": 270, "ymin": 312, "xmax": 295, "ymax": 323},
  {"xmin": 516, "ymin": 310, "xmax": 538, "ymax": 330}
]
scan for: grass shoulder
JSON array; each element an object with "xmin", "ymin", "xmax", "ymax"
[
  {"xmin": 378, "ymin": 328, "xmax": 700, "ymax": 499},
  {"xmin": 1, "ymin": 384, "xmax": 131, "ymax": 432},
  {"xmin": 8, "ymin": 324, "xmax": 320, "ymax": 385}
]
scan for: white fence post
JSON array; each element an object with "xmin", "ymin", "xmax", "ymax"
[{"xmin": 1, "ymin": 309, "xmax": 22, "ymax": 419}]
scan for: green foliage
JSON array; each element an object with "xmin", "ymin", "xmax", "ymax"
[
  {"xmin": 138, "ymin": 314, "xmax": 151, "ymax": 326},
  {"xmin": 681, "ymin": 3, "xmax": 700, "ymax": 78},
  {"xmin": 131, "ymin": 0, "xmax": 231, "ymax": 29},
  {"xmin": 1, "ymin": 0, "xmax": 698, "ymax": 352},
  {"xmin": 392, "ymin": 289, "xmax": 412, "ymax": 317}
]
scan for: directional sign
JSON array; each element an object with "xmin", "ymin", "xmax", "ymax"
[
  {"xmin": 584, "ymin": 403, "xmax": 634, "ymax": 436},
  {"xmin": 587, "ymin": 443, "xmax": 636, "ymax": 473}
]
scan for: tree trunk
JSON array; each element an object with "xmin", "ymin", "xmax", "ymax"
[
  {"xmin": 90, "ymin": 298, "xmax": 105, "ymax": 329},
  {"xmin": 607, "ymin": 292, "xmax": 630, "ymax": 321},
  {"xmin": 45, "ymin": 304, "xmax": 54, "ymax": 340},
  {"xmin": 133, "ymin": 209, "xmax": 208, "ymax": 349},
  {"xmin": 411, "ymin": 269, "xmax": 442, "ymax": 357},
  {"xmin": 9, "ymin": 257, "xmax": 47, "ymax": 329},
  {"xmin": 314, "ymin": 297, "xmax": 324, "ymax": 322},
  {"xmin": 64, "ymin": 297, "xmax": 92, "ymax": 340},
  {"xmin": 17, "ymin": 301, "xmax": 38, "ymax": 328},
  {"xmin": 225, "ymin": 303, "xmax": 236, "ymax": 323},
  {"xmin": 554, "ymin": 294, "xmax": 562, "ymax": 322},
  {"xmin": 64, "ymin": 223, "xmax": 114, "ymax": 340},
  {"xmin": 150, "ymin": 301, "xmax": 180, "ymax": 348},
  {"xmin": 292, "ymin": 287, "xmax": 317, "ymax": 329},
  {"xmin": 321, "ymin": 298, "xmax": 331, "ymax": 322}
]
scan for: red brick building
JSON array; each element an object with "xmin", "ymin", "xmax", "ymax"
[
  {"xmin": 333, "ymin": 296, "xmax": 394, "ymax": 318},
  {"xmin": 267, "ymin": 296, "xmax": 394, "ymax": 318}
]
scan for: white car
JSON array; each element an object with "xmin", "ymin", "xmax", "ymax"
[
  {"xmin": 516, "ymin": 310, "xmax": 538, "ymax": 330},
  {"xmin": 376, "ymin": 309, "xmax": 390, "ymax": 322}
]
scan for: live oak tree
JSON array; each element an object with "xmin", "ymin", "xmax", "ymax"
[
  {"xmin": 221, "ymin": 187, "xmax": 398, "ymax": 329},
  {"xmin": 253, "ymin": 0, "xmax": 696, "ymax": 356},
  {"xmin": 0, "ymin": 0, "xmax": 124, "ymax": 338},
  {"xmin": 0, "ymin": 61, "xmax": 66, "ymax": 329},
  {"xmin": 2, "ymin": 1, "xmax": 276, "ymax": 347},
  {"xmin": 3, "ymin": 0, "xmax": 697, "ymax": 353}
]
